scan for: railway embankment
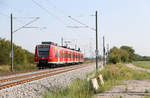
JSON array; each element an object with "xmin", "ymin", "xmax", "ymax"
[{"xmin": 0, "ymin": 63, "xmax": 97, "ymax": 98}]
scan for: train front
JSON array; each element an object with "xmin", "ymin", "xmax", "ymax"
[{"xmin": 34, "ymin": 44, "xmax": 50, "ymax": 68}]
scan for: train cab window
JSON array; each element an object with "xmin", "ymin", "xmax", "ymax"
[{"xmin": 38, "ymin": 45, "xmax": 50, "ymax": 57}]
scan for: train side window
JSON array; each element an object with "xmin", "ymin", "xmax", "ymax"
[
  {"xmin": 55, "ymin": 49, "xmax": 58, "ymax": 58},
  {"xmin": 58, "ymin": 50, "xmax": 60, "ymax": 58},
  {"xmin": 63, "ymin": 53, "xmax": 65, "ymax": 58},
  {"xmin": 63, "ymin": 52, "xmax": 65, "ymax": 58},
  {"xmin": 65, "ymin": 53, "xmax": 67, "ymax": 58},
  {"xmin": 62, "ymin": 51, "xmax": 64, "ymax": 58},
  {"xmin": 64, "ymin": 53, "xmax": 66, "ymax": 58}
]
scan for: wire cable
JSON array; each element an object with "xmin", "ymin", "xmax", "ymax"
[
  {"xmin": 31, "ymin": 0, "xmax": 67, "ymax": 26},
  {"xmin": 13, "ymin": 17, "xmax": 40, "ymax": 33},
  {"xmin": 68, "ymin": 16, "xmax": 95, "ymax": 31},
  {"xmin": 0, "ymin": 12, "xmax": 9, "ymax": 18}
]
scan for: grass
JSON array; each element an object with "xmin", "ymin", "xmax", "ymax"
[
  {"xmin": 13, "ymin": 64, "xmax": 37, "ymax": 71},
  {"xmin": 0, "ymin": 64, "xmax": 37, "ymax": 73},
  {"xmin": 44, "ymin": 78, "xmax": 94, "ymax": 98},
  {"xmin": 44, "ymin": 63, "xmax": 150, "ymax": 98},
  {"xmin": 95, "ymin": 63, "xmax": 150, "ymax": 93},
  {"xmin": 132, "ymin": 61, "xmax": 150, "ymax": 69},
  {"xmin": 0, "ymin": 65, "xmax": 10, "ymax": 73},
  {"xmin": 144, "ymin": 95, "xmax": 150, "ymax": 98},
  {"xmin": 84, "ymin": 59, "xmax": 95, "ymax": 63}
]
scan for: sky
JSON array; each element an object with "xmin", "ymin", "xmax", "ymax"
[{"xmin": 0, "ymin": 0, "xmax": 150, "ymax": 57}]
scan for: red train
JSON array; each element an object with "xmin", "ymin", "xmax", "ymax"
[{"xmin": 34, "ymin": 42, "xmax": 84, "ymax": 68}]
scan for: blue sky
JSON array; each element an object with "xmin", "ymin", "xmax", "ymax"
[{"xmin": 0, "ymin": 0, "xmax": 150, "ymax": 57}]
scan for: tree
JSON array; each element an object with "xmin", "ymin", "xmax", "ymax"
[
  {"xmin": 0, "ymin": 38, "xmax": 10, "ymax": 65},
  {"xmin": 120, "ymin": 46, "xmax": 135, "ymax": 61},
  {"xmin": 119, "ymin": 49, "xmax": 129, "ymax": 62},
  {"xmin": 108, "ymin": 47, "xmax": 130, "ymax": 64},
  {"xmin": 108, "ymin": 47, "xmax": 121, "ymax": 64},
  {"xmin": 0, "ymin": 37, "xmax": 34, "ymax": 66}
]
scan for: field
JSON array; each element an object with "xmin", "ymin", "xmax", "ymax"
[
  {"xmin": 0, "ymin": 64, "xmax": 37, "ymax": 73},
  {"xmin": 132, "ymin": 61, "xmax": 150, "ymax": 69}
]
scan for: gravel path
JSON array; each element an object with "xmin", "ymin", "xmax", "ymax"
[
  {"xmin": 126, "ymin": 64, "xmax": 150, "ymax": 73},
  {"xmin": 96, "ymin": 64, "xmax": 150, "ymax": 98}
]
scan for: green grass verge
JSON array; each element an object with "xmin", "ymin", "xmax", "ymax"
[
  {"xmin": 44, "ymin": 78, "xmax": 94, "ymax": 98},
  {"xmin": 132, "ymin": 61, "xmax": 150, "ymax": 69},
  {"xmin": 96, "ymin": 63, "xmax": 150, "ymax": 93}
]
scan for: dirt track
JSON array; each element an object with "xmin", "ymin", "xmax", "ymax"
[{"xmin": 96, "ymin": 64, "xmax": 150, "ymax": 98}]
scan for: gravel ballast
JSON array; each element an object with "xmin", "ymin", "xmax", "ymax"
[{"xmin": 0, "ymin": 63, "xmax": 97, "ymax": 98}]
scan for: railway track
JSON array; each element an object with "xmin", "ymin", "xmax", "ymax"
[{"xmin": 0, "ymin": 63, "xmax": 92, "ymax": 90}]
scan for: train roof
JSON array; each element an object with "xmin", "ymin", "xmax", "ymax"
[{"xmin": 40, "ymin": 41, "xmax": 81, "ymax": 52}]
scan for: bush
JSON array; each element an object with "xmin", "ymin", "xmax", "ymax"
[
  {"xmin": 108, "ymin": 47, "xmax": 121, "ymax": 64},
  {"xmin": 108, "ymin": 47, "xmax": 129, "ymax": 64}
]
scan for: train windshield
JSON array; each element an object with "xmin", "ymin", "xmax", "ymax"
[{"xmin": 38, "ymin": 45, "xmax": 50, "ymax": 57}]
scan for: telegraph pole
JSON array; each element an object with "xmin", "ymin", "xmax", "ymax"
[
  {"xmin": 75, "ymin": 44, "xmax": 77, "ymax": 50},
  {"xmin": 106, "ymin": 43, "xmax": 109, "ymax": 62},
  {"xmin": 10, "ymin": 13, "xmax": 13, "ymax": 72},
  {"xmin": 103, "ymin": 36, "xmax": 105, "ymax": 66},
  {"xmin": 61, "ymin": 37, "xmax": 63, "ymax": 46},
  {"xmin": 95, "ymin": 11, "xmax": 98, "ymax": 71}
]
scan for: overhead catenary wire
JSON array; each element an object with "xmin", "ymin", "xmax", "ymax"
[
  {"xmin": 31, "ymin": 0, "xmax": 67, "ymax": 26},
  {"xmin": 13, "ymin": 17, "xmax": 40, "ymax": 19},
  {"xmin": 39, "ymin": 0, "xmax": 95, "ymax": 31},
  {"xmin": 0, "ymin": 12, "xmax": 10, "ymax": 18},
  {"xmin": 13, "ymin": 17, "xmax": 40, "ymax": 33},
  {"xmin": 0, "ymin": 12, "xmax": 39, "ymax": 25},
  {"xmin": 68, "ymin": 16, "xmax": 96, "ymax": 31},
  {"xmin": 44, "ymin": 0, "xmax": 68, "ymax": 17}
]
